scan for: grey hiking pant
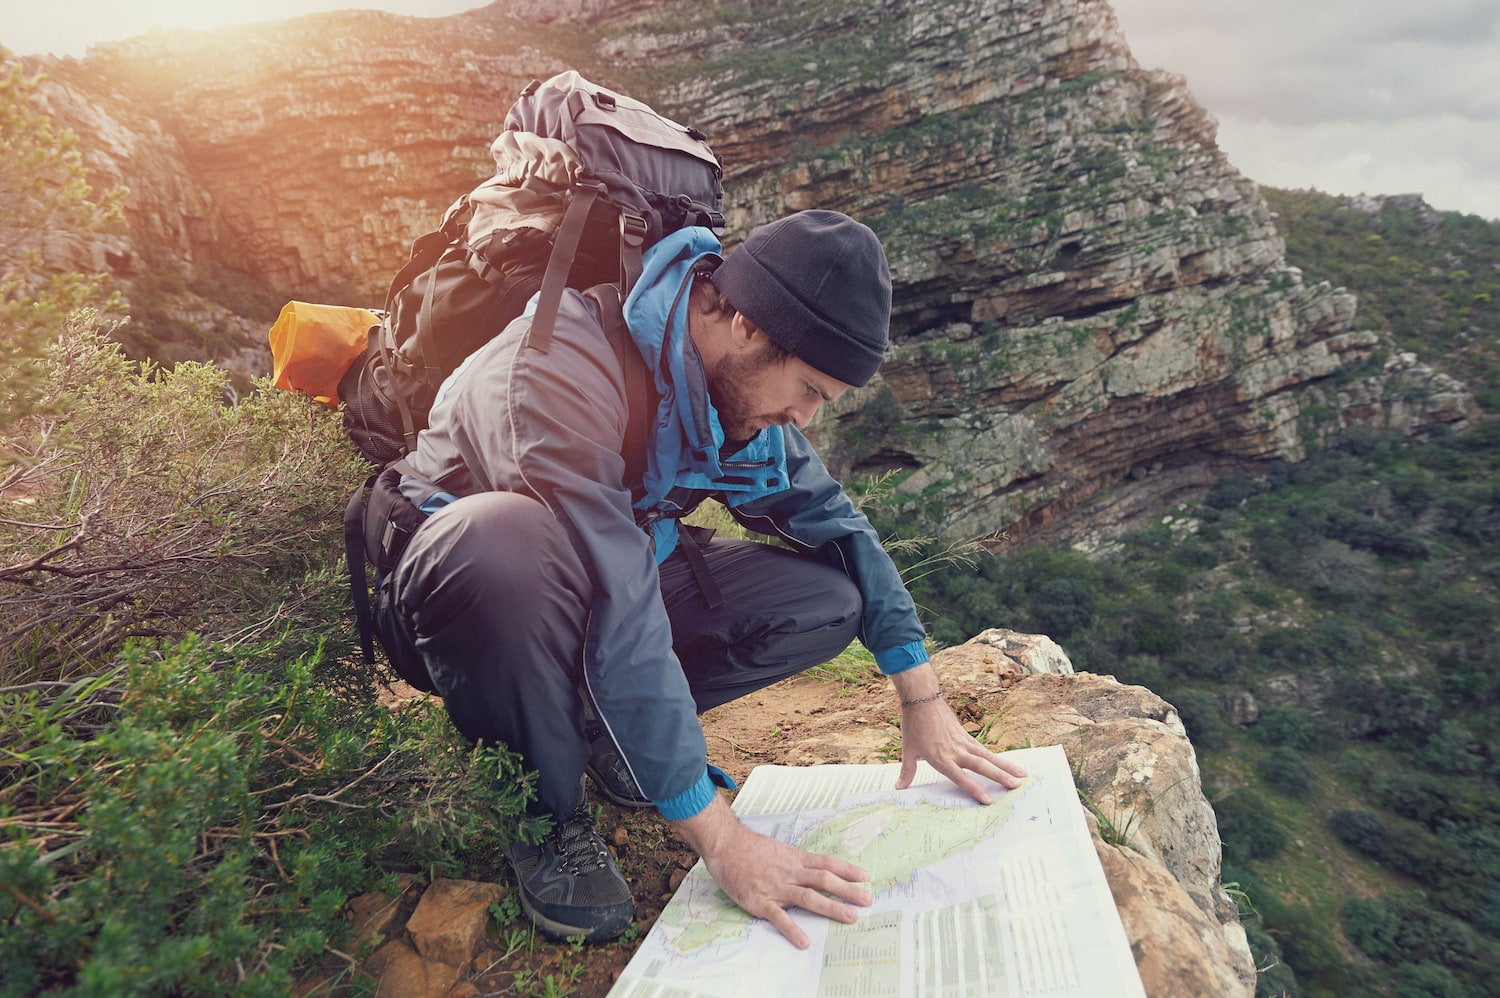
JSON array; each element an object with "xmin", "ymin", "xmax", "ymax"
[{"xmin": 378, "ymin": 490, "xmax": 862, "ymax": 820}]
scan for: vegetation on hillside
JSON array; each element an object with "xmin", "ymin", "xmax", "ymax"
[
  {"xmin": 1262, "ymin": 188, "xmax": 1500, "ymax": 412},
  {"xmin": 893, "ymin": 423, "xmax": 1500, "ymax": 997},
  {"xmin": 0, "ymin": 75, "xmax": 546, "ymax": 996},
  {"xmin": 890, "ymin": 195, "xmax": 1500, "ymax": 997},
  {"xmin": 0, "ymin": 54, "xmax": 124, "ymax": 425}
]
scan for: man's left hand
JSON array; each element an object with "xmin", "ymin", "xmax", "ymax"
[{"xmin": 889, "ymin": 664, "xmax": 1026, "ymax": 804}]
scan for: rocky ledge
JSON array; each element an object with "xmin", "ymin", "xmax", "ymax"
[{"xmin": 338, "ymin": 630, "xmax": 1253, "ymax": 997}]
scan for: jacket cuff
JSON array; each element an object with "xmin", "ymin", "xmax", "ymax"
[
  {"xmin": 874, "ymin": 639, "xmax": 929, "ymax": 675},
  {"xmin": 655, "ymin": 769, "xmax": 718, "ymax": 821}
]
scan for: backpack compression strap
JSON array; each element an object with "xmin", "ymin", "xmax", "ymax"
[
  {"xmin": 344, "ymin": 473, "xmax": 378, "ymax": 665},
  {"xmin": 584, "ymin": 283, "xmax": 656, "ymax": 496},
  {"xmin": 528, "ymin": 185, "xmax": 601, "ymax": 355}
]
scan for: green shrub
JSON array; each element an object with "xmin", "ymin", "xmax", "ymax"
[
  {"xmin": 1030, "ymin": 576, "xmax": 1095, "ymax": 638},
  {"xmin": 1250, "ymin": 705, "xmax": 1324, "ymax": 752},
  {"xmin": 1258, "ymin": 747, "xmax": 1313, "ymax": 798},
  {"xmin": 1205, "ymin": 473, "xmax": 1262, "ymax": 510},
  {"xmin": 1170, "ymin": 689, "xmax": 1230, "ymax": 750},
  {"xmin": 1342, "ymin": 892, "xmax": 1478, "ymax": 972},
  {"xmin": 1328, "ymin": 808, "xmax": 1387, "ymax": 856},
  {"xmin": 1128, "ymin": 601, "xmax": 1183, "ymax": 656},
  {"xmin": 0, "ymin": 637, "xmax": 541, "ymax": 995},
  {"xmin": 1392, "ymin": 963, "xmax": 1467, "ymax": 998},
  {"xmin": 1216, "ymin": 788, "xmax": 1287, "ymax": 863},
  {"xmin": 0, "ymin": 316, "xmax": 366, "ymax": 683}
]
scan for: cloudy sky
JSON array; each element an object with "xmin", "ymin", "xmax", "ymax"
[
  {"xmin": 6, "ymin": 1, "xmax": 1499, "ymax": 221},
  {"xmin": 1109, "ymin": 0, "xmax": 1500, "ymax": 220}
]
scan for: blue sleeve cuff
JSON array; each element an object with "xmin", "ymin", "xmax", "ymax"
[
  {"xmin": 874, "ymin": 639, "xmax": 929, "ymax": 676},
  {"xmin": 655, "ymin": 769, "xmax": 719, "ymax": 822}
]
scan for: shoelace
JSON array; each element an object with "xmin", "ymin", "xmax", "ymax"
[{"xmin": 553, "ymin": 811, "xmax": 610, "ymax": 875}]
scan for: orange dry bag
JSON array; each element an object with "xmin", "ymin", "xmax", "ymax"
[{"xmin": 268, "ymin": 301, "xmax": 380, "ymax": 406}]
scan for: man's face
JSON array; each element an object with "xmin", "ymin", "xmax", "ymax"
[{"xmin": 707, "ymin": 337, "xmax": 850, "ymax": 441}]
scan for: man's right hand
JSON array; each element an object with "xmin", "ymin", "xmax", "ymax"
[{"xmin": 671, "ymin": 794, "xmax": 872, "ymax": 949}]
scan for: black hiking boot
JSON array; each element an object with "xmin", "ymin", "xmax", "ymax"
[
  {"xmin": 579, "ymin": 690, "xmax": 652, "ymax": 808},
  {"xmin": 585, "ymin": 738, "xmax": 653, "ymax": 809},
  {"xmin": 502, "ymin": 799, "xmax": 634, "ymax": 942}
]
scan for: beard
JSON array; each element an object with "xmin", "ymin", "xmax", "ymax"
[{"xmin": 704, "ymin": 342, "xmax": 783, "ymax": 443}]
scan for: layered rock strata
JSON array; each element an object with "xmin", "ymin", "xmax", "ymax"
[{"xmin": 10, "ymin": 0, "xmax": 1476, "ymax": 542}]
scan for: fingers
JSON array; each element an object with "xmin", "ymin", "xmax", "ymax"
[
  {"xmin": 740, "ymin": 856, "xmax": 871, "ymax": 948},
  {"xmin": 705, "ymin": 831, "xmax": 874, "ymax": 949},
  {"xmin": 763, "ymin": 907, "xmax": 811, "ymax": 950},
  {"xmin": 803, "ymin": 860, "xmax": 874, "ymax": 907},
  {"xmin": 903, "ymin": 717, "xmax": 1030, "ymax": 804}
]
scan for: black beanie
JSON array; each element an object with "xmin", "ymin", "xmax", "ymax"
[{"xmin": 710, "ymin": 210, "xmax": 892, "ymax": 387}]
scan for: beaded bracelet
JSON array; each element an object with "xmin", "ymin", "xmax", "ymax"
[{"xmin": 900, "ymin": 690, "xmax": 943, "ymax": 708}]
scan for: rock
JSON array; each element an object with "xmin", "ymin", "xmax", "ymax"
[
  {"xmin": 933, "ymin": 636, "xmax": 1255, "ymax": 995},
  {"xmin": 1092, "ymin": 822, "xmax": 1255, "ymax": 998},
  {"xmin": 364, "ymin": 938, "xmax": 462, "ymax": 998},
  {"xmin": 347, "ymin": 875, "xmax": 419, "ymax": 950},
  {"xmin": 969, "ymin": 627, "xmax": 1076, "ymax": 675},
  {"xmin": 701, "ymin": 630, "xmax": 1258, "ymax": 995},
  {"xmin": 404, "ymin": 879, "xmax": 507, "ymax": 969},
  {"xmin": 1220, "ymin": 688, "xmax": 1259, "ymax": 727}
]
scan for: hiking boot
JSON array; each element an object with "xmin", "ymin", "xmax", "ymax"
[
  {"xmin": 503, "ymin": 800, "xmax": 633, "ymax": 942},
  {"xmin": 585, "ymin": 737, "xmax": 653, "ymax": 809},
  {"xmin": 579, "ymin": 689, "xmax": 652, "ymax": 808}
]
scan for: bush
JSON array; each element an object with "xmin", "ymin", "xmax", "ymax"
[
  {"xmin": 1029, "ymin": 576, "xmax": 1095, "ymax": 639},
  {"xmin": 1205, "ymin": 473, "xmax": 1263, "ymax": 510},
  {"xmin": 1342, "ymin": 892, "xmax": 1478, "ymax": 972},
  {"xmin": 0, "ymin": 637, "xmax": 542, "ymax": 995},
  {"xmin": 1303, "ymin": 540, "xmax": 1383, "ymax": 608},
  {"xmin": 1392, "ymin": 963, "xmax": 1467, "ymax": 998},
  {"xmin": 1418, "ymin": 720, "xmax": 1486, "ymax": 775},
  {"xmin": 1216, "ymin": 788, "xmax": 1287, "ymax": 863},
  {"xmin": 1115, "ymin": 653, "xmax": 1165, "ymax": 690},
  {"xmin": 1171, "ymin": 688, "xmax": 1231, "ymax": 750},
  {"xmin": 1245, "ymin": 922, "xmax": 1299, "ymax": 997},
  {"xmin": 0, "ymin": 318, "xmax": 367, "ymax": 683},
  {"xmin": 1128, "ymin": 601, "xmax": 1183, "ymax": 656},
  {"xmin": 1250, "ymin": 705, "xmax": 1323, "ymax": 752},
  {"xmin": 1258, "ymin": 747, "xmax": 1313, "ymax": 798},
  {"xmin": 1329, "ymin": 808, "xmax": 1388, "ymax": 856}
]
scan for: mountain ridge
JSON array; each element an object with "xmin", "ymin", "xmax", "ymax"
[{"xmin": 7, "ymin": 0, "xmax": 1479, "ymax": 546}]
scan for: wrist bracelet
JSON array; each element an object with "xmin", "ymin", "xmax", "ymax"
[{"xmin": 900, "ymin": 689, "xmax": 943, "ymax": 708}]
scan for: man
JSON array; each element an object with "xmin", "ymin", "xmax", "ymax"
[{"xmin": 377, "ymin": 210, "xmax": 1027, "ymax": 946}]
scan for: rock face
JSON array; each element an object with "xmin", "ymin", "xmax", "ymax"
[{"xmin": 9, "ymin": 0, "xmax": 1478, "ymax": 544}]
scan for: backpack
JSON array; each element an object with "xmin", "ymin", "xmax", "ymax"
[{"xmin": 337, "ymin": 70, "xmax": 724, "ymax": 466}]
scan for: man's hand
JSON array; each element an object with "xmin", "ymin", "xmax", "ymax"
[
  {"xmin": 672, "ymin": 795, "xmax": 872, "ymax": 949},
  {"xmin": 890, "ymin": 664, "xmax": 1027, "ymax": 804}
]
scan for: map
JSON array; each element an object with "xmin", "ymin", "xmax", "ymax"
[{"xmin": 609, "ymin": 745, "xmax": 1145, "ymax": 998}]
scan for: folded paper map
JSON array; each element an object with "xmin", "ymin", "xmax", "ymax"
[{"xmin": 609, "ymin": 744, "xmax": 1145, "ymax": 998}]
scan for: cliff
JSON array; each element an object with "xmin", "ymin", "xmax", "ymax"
[{"xmin": 10, "ymin": 0, "xmax": 1474, "ymax": 548}]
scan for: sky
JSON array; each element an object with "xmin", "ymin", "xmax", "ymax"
[{"xmin": 5, "ymin": 1, "xmax": 1498, "ymax": 222}]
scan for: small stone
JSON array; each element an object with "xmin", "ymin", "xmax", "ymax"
[
  {"xmin": 612, "ymin": 827, "xmax": 629, "ymax": 847},
  {"xmin": 406, "ymin": 879, "xmax": 507, "ymax": 968}
]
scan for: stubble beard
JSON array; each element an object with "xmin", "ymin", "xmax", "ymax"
[{"xmin": 705, "ymin": 345, "xmax": 780, "ymax": 443}]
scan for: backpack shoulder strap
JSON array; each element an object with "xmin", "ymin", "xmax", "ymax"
[{"xmin": 585, "ymin": 284, "xmax": 656, "ymax": 496}]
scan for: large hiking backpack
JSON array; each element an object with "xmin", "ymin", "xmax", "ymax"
[{"xmin": 338, "ymin": 70, "xmax": 724, "ymax": 466}]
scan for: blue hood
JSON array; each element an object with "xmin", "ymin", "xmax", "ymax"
[{"xmin": 622, "ymin": 227, "xmax": 789, "ymax": 561}]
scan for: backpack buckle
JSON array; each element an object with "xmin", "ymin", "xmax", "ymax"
[
  {"xmin": 592, "ymin": 91, "xmax": 617, "ymax": 112},
  {"xmin": 619, "ymin": 211, "xmax": 649, "ymax": 249}
]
